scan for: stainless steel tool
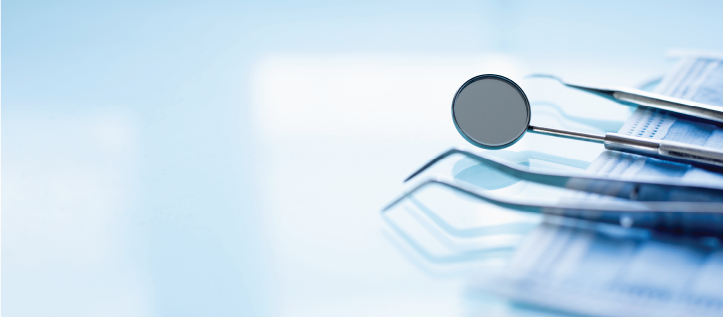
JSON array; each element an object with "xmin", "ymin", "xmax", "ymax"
[
  {"xmin": 403, "ymin": 147, "xmax": 723, "ymax": 202},
  {"xmin": 529, "ymin": 74, "xmax": 723, "ymax": 125},
  {"xmin": 452, "ymin": 74, "xmax": 723, "ymax": 170},
  {"xmin": 384, "ymin": 176, "xmax": 723, "ymax": 236}
]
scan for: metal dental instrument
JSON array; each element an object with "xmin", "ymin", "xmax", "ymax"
[
  {"xmin": 528, "ymin": 74, "xmax": 723, "ymax": 125},
  {"xmin": 403, "ymin": 148, "xmax": 723, "ymax": 202},
  {"xmin": 453, "ymin": 74, "xmax": 723, "ymax": 171},
  {"xmin": 384, "ymin": 177, "xmax": 723, "ymax": 236}
]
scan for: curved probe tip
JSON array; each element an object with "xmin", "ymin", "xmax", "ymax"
[{"xmin": 403, "ymin": 149, "xmax": 459, "ymax": 183}]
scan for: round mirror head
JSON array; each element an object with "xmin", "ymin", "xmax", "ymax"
[{"xmin": 452, "ymin": 74, "xmax": 531, "ymax": 149}]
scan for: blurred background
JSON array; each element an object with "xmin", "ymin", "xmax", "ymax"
[{"xmin": 4, "ymin": 1, "xmax": 723, "ymax": 316}]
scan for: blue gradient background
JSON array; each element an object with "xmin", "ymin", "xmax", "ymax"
[{"xmin": 4, "ymin": 1, "xmax": 723, "ymax": 316}]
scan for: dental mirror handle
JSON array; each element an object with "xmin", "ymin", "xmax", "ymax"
[
  {"xmin": 529, "ymin": 125, "xmax": 723, "ymax": 170},
  {"xmin": 604, "ymin": 133, "xmax": 723, "ymax": 169}
]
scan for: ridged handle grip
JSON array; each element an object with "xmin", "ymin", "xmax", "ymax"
[
  {"xmin": 604, "ymin": 132, "xmax": 723, "ymax": 170},
  {"xmin": 658, "ymin": 140, "xmax": 723, "ymax": 168}
]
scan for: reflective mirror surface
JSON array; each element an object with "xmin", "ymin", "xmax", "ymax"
[{"xmin": 452, "ymin": 75, "xmax": 531, "ymax": 148}]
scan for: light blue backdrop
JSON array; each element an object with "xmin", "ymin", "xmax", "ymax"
[{"xmin": 4, "ymin": 1, "xmax": 723, "ymax": 316}]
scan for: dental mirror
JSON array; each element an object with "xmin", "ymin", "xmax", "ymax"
[
  {"xmin": 451, "ymin": 74, "xmax": 723, "ymax": 171},
  {"xmin": 452, "ymin": 75, "xmax": 530, "ymax": 149}
]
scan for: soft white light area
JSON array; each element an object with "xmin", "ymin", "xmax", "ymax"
[
  {"xmin": 250, "ymin": 54, "xmax": 529, "ymax": 317},
  {"xmin": 252, "ymin": 54, "xmax": 524, "ymax": 139}
]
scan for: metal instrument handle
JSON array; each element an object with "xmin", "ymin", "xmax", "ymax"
[
  {"xmin": 658, "ymin": 140, "xmax": 723, "ymax": 167},
  {"xmin": 614, "ymin": 89, "xmax": 723, "ymax": 125},
  {"xmin": 604, "ymin": 133, "xmax": 723, "ymax": 169},
  {"xmin": 529, "ymin": 74, "xmax": 723, "ymax": 125}
]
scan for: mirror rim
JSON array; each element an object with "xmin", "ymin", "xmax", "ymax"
[{"xmin": 451, "ymin": 74, "xmax": 531, "ymax": 150}]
